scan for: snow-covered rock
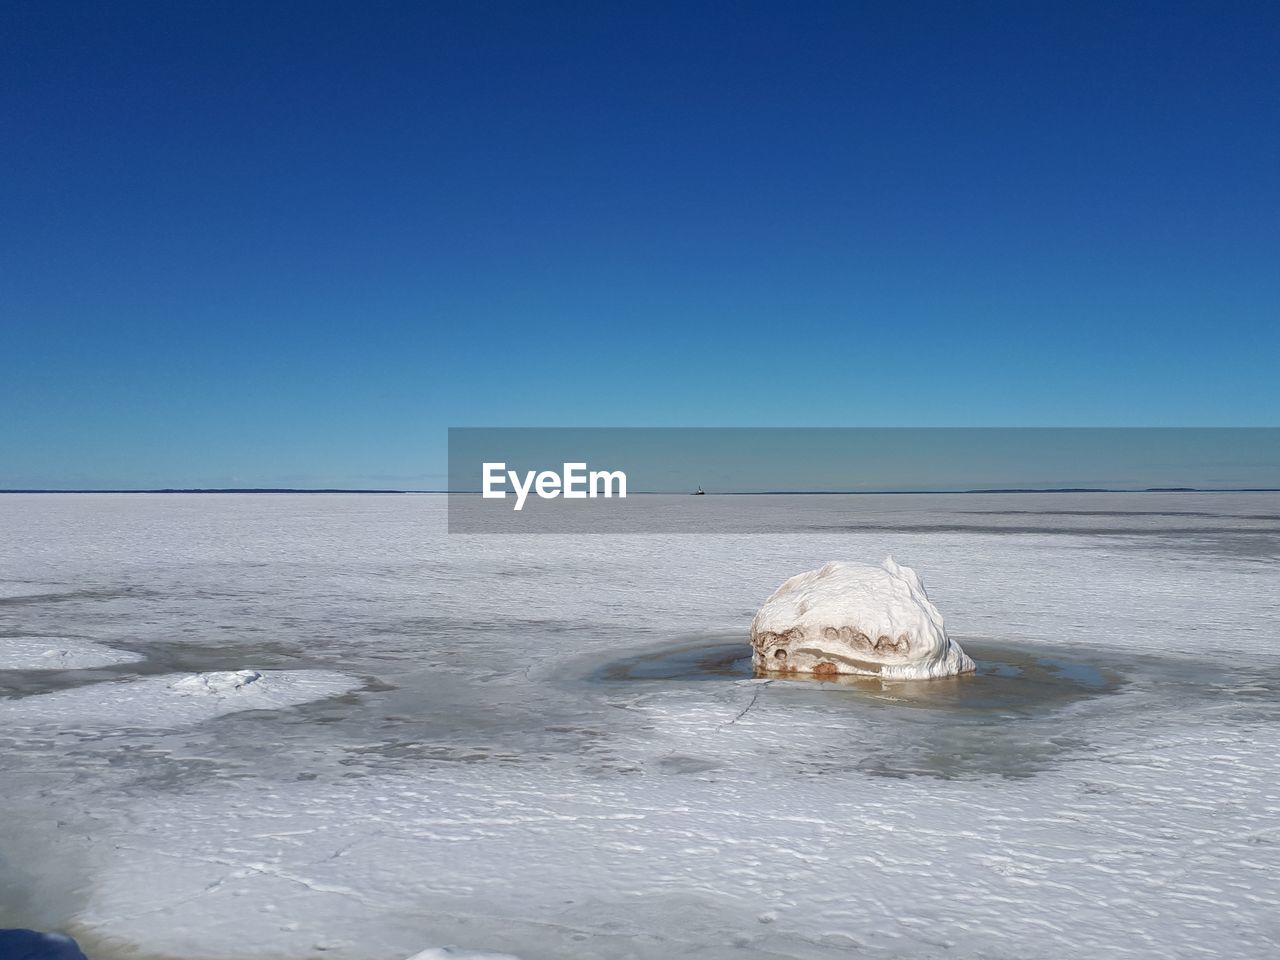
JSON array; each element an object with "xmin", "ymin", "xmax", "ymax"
[{"xmin": 750, "ymin": 558, "xmax": 975, "ymax": 680}]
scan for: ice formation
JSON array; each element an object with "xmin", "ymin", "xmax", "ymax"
[
  {"xmin": 169, "ymin": 669, "xmax": 265, "ymax": 694},
  {"xmin": 0, "ymin": 670, "xmax": 361, "ymax": 729},
  {"xmin": 0, "ymin": 636, "xmax": 144, "ymax": 670},
  {"xmin": 751, "ymin": 558, "xmax": 975, "ymax": 680}
]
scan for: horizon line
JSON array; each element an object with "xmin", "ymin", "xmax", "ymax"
[{"xmin": 3, "ymin": 487, "xmax": 1279, "ymax": 496}]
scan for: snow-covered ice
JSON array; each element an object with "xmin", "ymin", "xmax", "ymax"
[
  {"xmin": 750, "ymin": 557, "xmax": 975, "ymax": 679},
  {"xmin": 0, "ymin": 492, "xmax": 1277, "ymax": 960},
  {"xmin": 0, "ymin": 636, "xmax": 144, "ymax": 670},
  {"xmin": 0, "ymin": 669, "xmax": 360, "ymax": 729}
]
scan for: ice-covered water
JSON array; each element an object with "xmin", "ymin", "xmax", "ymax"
[{"xmin": 1, "ymin": 492, "xmax": 1278, "ymax": 959}]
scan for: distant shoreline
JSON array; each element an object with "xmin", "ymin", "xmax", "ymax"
[
  {"xmin": 0, "ymin": 488, "xmax": 425, "ymax": 494},
  {"xmin": 3, "ymin": 488, "xmax": 1278, "ymax": 496}
]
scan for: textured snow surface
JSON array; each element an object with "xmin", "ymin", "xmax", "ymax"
[
  {"xmin": 751, "ymin": 558, "xmax": 975, "ymax": 678},
  {"xmin": 1, "ymin": 492, "xmax": 1278, "ymax": 960},
  {"xmin": 0, "ymin": 636, "xmax": 143, "ymax": 670}
]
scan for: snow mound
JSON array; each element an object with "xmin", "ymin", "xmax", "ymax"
[
  {"xmin": 0, "ymin": 636, "xmax": 144, "ymax": 670},
  {"xmin": 0, "ymin": 669, "xmax": 360, "ymax": 729},
  {"xmin": 750, "ymin": 558, "xmax": 975, "ymax": 680},
  {"xmin": 169, "ymin": 669, "xmax": 264, "ymax": 694}
]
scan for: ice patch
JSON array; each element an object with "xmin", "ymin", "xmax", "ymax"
[
  {"xmin": 0, "ymin": 670, "xmax": 360, "ymax": 729},
  {"xmin": 751, "ymin": 558, "xmax": 975, "ymax": 679},
  {"xmin": 406, "ymin": 949, "xmax": 523, "ymax": 960},
  {"xmin": 0, "ymin": 637, "xmax": 144, "ymax": 670}
]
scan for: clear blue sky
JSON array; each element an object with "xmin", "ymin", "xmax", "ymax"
[{"xmin": 2, "ymin": 1, "xmax": 1277, "ymax": 488}]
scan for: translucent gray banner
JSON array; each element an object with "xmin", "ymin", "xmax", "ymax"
[{"xmin": 447, "ymin": 428, "xmax": 1280, "ymax": 533}]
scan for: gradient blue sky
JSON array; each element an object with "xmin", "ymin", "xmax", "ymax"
[{"xmin": 3, "ymin": 1, "xmax": 1278, "ymax": 488}]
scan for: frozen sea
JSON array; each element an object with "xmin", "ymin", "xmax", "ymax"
[{"xmin": 1, "ymin": 492, "xmax": 1278, "ymax": 960}]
